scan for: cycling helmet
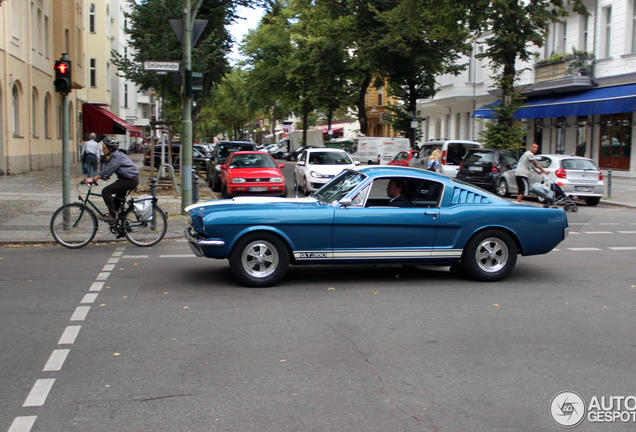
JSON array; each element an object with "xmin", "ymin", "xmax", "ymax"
[{"xmin": 102, "ymin": 137, "xmax": 120, "ymax": 151}]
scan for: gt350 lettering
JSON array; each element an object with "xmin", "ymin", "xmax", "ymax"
[{"xmin": 299, "ymin": 252, "xmax": 328, "ymax": 258}]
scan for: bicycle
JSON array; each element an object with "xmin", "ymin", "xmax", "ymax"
[{"xmin": 50, "ymin": 181, "xmax": 168, "ymax": 248}]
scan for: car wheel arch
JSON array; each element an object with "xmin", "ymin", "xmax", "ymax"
[
  {"xmin": 464, "ymin": 226, "xmax": 523, "ymax": 256},
  {"xmin": 229, "ymin": 227, "xmax": 296, "ymax": 262}
]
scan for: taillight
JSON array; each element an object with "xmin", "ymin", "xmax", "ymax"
[
  {"xmin": 377, "ymin": 155, "xmax": 381, "ymax": 164},
  {"xmin": 555, "ymin": 168, "xmax": 566, "ymax": 179},
  {"xmin": 491, "ymin": 163, "xmax": 500, "ymax": 172},
  {"xmin": 441, "ymin": 150, "xmax": 446, "ymax": 165},
  {"xmin": 459, "ymin": 162, "xmax": 463, "ymax": 169},
  {"xmin": 599, "ymin": 172, "xmax": 604, "ymax": 181}
]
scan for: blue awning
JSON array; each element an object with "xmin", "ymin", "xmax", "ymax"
[{"xmin": 473, "ymin": 83, "xmax": 636, "ymax": 119}]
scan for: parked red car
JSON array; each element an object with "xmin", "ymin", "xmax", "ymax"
[
  {"xmin": 220, "ymin": 151, "xmax": 287, "ymax": 198},
  {"xmin": 387, "ymin": 150, "xmax": 418, "ymax": 166}
]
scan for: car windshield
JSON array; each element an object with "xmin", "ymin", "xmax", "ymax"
[
  {"xmin": 308, "ymin": 151, "xmax": 352, "ymax": 165},
  {"xmin": 229, "ymin": 153, "xmax": 276, "ymax": 168},
  {"xmin": 313, "ymin": 171, "xmax": 367, "ymax": 204},
  {"xmin": 217, "ymin": 144, "xmax": 254, "ymax": 158},
  {"xmin": 561, "ymin": 159, "xmax": 599, "ymax": 170}
]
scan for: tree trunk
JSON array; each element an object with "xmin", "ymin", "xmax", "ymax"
[{"xmin": 356, "ymin": 72, "xmax": 371, "ymax": 136}]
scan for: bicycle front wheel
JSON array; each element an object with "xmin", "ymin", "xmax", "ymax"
[
  {"xmin": 50, "ymin": 203, "xmax": 98, "ymax": 248},
  {"xmin": 123, "ymin": 204, "xmax": 167, "ymax": 247}
]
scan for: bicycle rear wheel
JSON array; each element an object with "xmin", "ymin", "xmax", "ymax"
[
  {"xmin": 122, "ymin": 204, "xmax": 167, "ymax": 247},
  {"xmin": 50, "ymin": 203, "xmax": 98, "ymax": 248}
]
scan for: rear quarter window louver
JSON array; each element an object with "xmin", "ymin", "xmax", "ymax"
[{"xmin": 450, "ymin": 188, "xmax": 492, "ymax": 204}]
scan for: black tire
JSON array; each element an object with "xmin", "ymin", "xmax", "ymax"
[
  {"xmin": 123, "ymin": 205, "xmax": 167, "ymax": 247},
  {"xmin": 211, "ymin": 174, "xmax": 221, "ymax": 192},
  {"xmin": 461, "ymin": 229, "xmax": 518, "ymax": 282},
  {"xmin": 496, "ymin": 179, "xmax": 509, "ymax": 197},
  {"xmin": 229, "ymin": 232, "xmax": 290, "ymax": 287},
  {"xmin": 276, "ymin": 152, "xmax": 284, "ymax": 159},
  {"xmin": 585, "ymin": 197, "xmax": 600, "ymax": 206},
  {"xmin": 50, "ymin": 203, "xmax": 98, "ymax": 249},
  {"xmin": 288, "ymin": 155, "xmax": 297, "ymax": 162},
  {"xmin": 221, "ymin": 184, "xmax": 231, "ymax": 199},
  {"xmin": 537, "ymin": 195, "xmax": 547, "ymax": 204},
  {"xmin": 303, "ymin": 177, "xmax": 310, "ymax": 196}
]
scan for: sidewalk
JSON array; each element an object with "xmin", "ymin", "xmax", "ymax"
[
  {"xmin": 0, "ymin": 154, "xmax": 215, "ymax": 244},
  {"xmin": 0, "ymin": 159, "xmax": 635, "ymax": 245}
]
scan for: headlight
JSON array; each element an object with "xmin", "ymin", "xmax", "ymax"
[
  {"xmin": 232, "ymin": 178, "xmax": 246, "ymax": 183},
  {"xmin": 311, "ymin": 171, "xmax": 324, "ymax": 178},
  {"xmin": 270, "ymin": 177, "xmax": 283, "ymax": 183}
]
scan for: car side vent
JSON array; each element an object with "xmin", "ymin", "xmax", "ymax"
[{"xmin": 450, "ymin": 187, "xmax": 491, "ymax": 204}]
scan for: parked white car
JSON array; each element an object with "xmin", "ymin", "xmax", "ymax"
[
  {"xmin": 499, "ymin": 154, "xmax": 605, "ymax": 206},
  {"xmin": 294, "ymin": 148, "xmax": 359, "ymax": 195},
  {"xmin": 410, "ymin": 139, "xmax": 482, "ymax": 177}
]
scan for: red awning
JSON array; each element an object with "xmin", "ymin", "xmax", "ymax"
[
  {"xmin": 83, "ymin": 104, "xmax": 142, "ymax": 137},
  {"xmin": 321, "ymin": 126, "xmax": 344, "ymax": 138}
]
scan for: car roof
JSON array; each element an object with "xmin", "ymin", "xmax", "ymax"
[
  {"xmin": 229, "ymin": 151, "xmax": 271, "ymax": 156},
  {"xmin": 537, "ymin": 154, "xmax": 594, "ymax": 160},
  {"xmin": 219, "ymin": 141, "xmax": 253, "ymax": 145},
  {"xmin": 422, "ymin": 140, "xmax": 481, "ymax": 145}
]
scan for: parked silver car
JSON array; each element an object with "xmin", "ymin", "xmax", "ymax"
[{"xmin": 497, "ymin": 154, "xmax": 604, "ymax": 206}]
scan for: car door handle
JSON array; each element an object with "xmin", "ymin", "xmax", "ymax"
[{"xmin": 425, "ymin": 211, "xmax": 439, "ymax": 216}]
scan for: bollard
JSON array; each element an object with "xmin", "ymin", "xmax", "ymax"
[
  {"xmin": 150, "ymin": 177, "xmax": 158, "ymax": 199},
  {"xmin": 607, "ymin": 169, "xmax": 612, "ymax": 198},
  {"xmin": 192, "ymin": 168, "xmax": 199, "ymax": 204}
]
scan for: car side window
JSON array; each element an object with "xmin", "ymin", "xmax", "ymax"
[
  {"xmin": 350, "ymin": 183, "xmax": 371, "ymax": 206},
  {"xmin": 299, "ymin": 151, "xmax": 307, "ymax": 163},
  {"xmin": 410, "ymin": 180, "xmax": 443, "ymax": 207}
]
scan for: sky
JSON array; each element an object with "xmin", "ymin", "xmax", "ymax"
[{"xmin": 227, "ymin": 6, "xmax": 266, "ymax": 64}]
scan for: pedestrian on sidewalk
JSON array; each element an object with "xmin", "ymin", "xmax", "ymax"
[
  {"xmin": 80, "ymin": 139, "xmax": 88, "ymax": 175},
  {"xmin": 83, "ymin": 133, "xmax": 101, "ymax": 178},
  {"xmin": 515, "ymin": 143, "xmax": 549, "ymax": 203},
  {"xmin": 84, "ymin": 137, "xmax": 139, "ymax": 223}
]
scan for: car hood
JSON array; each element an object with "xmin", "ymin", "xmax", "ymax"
[{"xmin": 186, "ymin": 196, "xmax": 318, "ymax": 214}]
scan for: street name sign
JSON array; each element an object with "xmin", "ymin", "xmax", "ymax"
[{"xmin": 143, "ymin": 61, "xmax": 180, "ymax": 72}]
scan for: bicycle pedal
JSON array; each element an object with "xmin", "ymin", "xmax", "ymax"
[{"xmin": 116, "ymin": 232, "xmax": 126, "ymax": 239}]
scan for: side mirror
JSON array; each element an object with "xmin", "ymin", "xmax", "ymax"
[
  {"xmin": 278, "ymin": 164, "xmax": 285, "ymax": 169},
  {"xmin": 339, "ymin": 198, "xmax": 353, "ymax": 207},
  {"xmin": 354, "ymin": 161, "xmax": 361, "ymax": 166},
  {"xmin": 298, "ymin": 161, "xmax": 306, "ymax": 166},
  {"xmin": 220, "ymin": 164, "xmax": 227, "ymax": 170}
]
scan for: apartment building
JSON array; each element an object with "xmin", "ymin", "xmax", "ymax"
[
  {"xmin": 418, "ymin": 0, "xmax": 636, "ymax": 178},
  {"xmin": 0, "ymin": 0, "xmax": 85, "ymax": 174}
]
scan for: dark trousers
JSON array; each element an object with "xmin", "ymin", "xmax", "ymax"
[
  {"xmin": 102, "ymin": 176, "xmax": 139, "ymax": 216},
  {"xmin": 85, "ymin": 154, "xmax": 98, "ymax": 178}
]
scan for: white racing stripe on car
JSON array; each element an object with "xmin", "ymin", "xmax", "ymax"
[
  {"xmin": 293, "ymin": 249, "xmax": 463, "ymax": 260},
  {"xmin": 583, "ymin": 231, "xmax": 613, "ymax": 234}
]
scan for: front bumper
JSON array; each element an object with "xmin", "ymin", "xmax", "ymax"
[{"xmin": 184, "ymin": 227, "xmax": 225, "ymax": 257}]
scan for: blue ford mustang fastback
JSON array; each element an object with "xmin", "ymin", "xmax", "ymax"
[{"xmin": 184, "ymin": 166, "xmax": 569, "ymax": 287}]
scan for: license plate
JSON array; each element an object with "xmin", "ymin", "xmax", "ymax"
[
  {"xmin": 574, "ymin": 186, "xmax": 593, "ymax": 192},
  {"xmin": 249, "ymin": 186, "xmax": 268, "ymax": 192},
  {"xmin": 468, "ymin": 166, "xmax": 483, "ymax": 171}
]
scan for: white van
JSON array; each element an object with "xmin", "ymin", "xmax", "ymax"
[
  {"xmin": 410, "ymin": 139, "xmax": 482, "ymax": 177},
  {"xmin": 350, "ymin": 137, "xmax": 411, "ymax": 165}
]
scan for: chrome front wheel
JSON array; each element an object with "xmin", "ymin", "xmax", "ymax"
[{"xmin": 229, "ymin": 233, "xmax": 290, "ymax": 287}]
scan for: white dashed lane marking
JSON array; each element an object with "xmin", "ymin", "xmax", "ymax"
[
  {"xmin": 7, "ymin": 417, "xmax": 37, "ymax": 432},
  {"xmin": 42, "ymin": 350, "xmax": 70, "ymax": 372},
  {"xmin": 70, "ymin": 306, "xmax": 90, "ymax": 321},
  {"xmin": 81, "ymin": 293, "xmax": 98, "ymax": 304},
  {"xmin": 22, "ymin": 379, "xmax": 56, "ymax": 407},
  {"xmin": 58, "ymin": 326, "xmax": 81, "ymax": 345}
]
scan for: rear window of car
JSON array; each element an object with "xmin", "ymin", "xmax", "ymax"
[
  {"xmin": 447, "ymin": 143, "xmax": 481, "ymax": 165},
  {"xmin": 561, "ymin": 159, "xmax": 599, "ymax": 170},
  {"xmin": 463, "ymin": 151, "xmax": 496, "ymax": 164}
]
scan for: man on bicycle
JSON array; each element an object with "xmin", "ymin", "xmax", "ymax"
[{"xmin": 84, "ymin": 137, "xmax": 139, "ymax": 223}]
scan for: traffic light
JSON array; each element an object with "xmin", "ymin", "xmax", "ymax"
[
  {"xmin": 54, "ymin": 60, "xmax": 72, "ymax": 94},
  {"xmin": 183, "ymin": 69, "xmax": 204, "ymax": 98}
]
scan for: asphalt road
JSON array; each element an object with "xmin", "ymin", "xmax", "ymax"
[{"xmin": 1, "ymin": 204, "xmax": 635, "ymax": 431}]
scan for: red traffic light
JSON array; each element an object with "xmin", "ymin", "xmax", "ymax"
[{"xmin": 55, "ymin": 62, "xmax": 69, "ymax": 74}]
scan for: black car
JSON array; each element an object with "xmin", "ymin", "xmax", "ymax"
[
  {"xmin": 144, "ymin": 143, "xmax": 209, "ymax": 171},
  {"xmin": 206, "ymin": 141, "xmax": 256, "ymax": 191},
  {"xmin": 456, "ymin": 148, "xmax": 517, "ymax": 193}
]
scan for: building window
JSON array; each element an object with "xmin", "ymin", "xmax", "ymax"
[
  {"xmin": 603, "ymin": 6, "xmax": 612, "ymax": 58},
  {"xmin": 377, "ymin": 88, "xmax": 383, "ymax": 106},
  {"xmin": 89, "ymin": 3, "xmax": 96, "ymax": 33},
  {"xmin": 576, "ymin": 117, "xmax": 588, "ymax": 157},
  {"xmin": 32, "ymin": 90, "xmax": 38, "ymax": 138},
  {"xmin": 106, "ymin": 5, "xmax": 111, "ymax": 39},
  {"xmin": 44, "ymin": 95, "xmax": 50, "ymax": 138},
  {"xmin": 556, "ymin": 118, "xmax": 566, "ymax": 154},
  {"xmin": 90, "ymin": 58, "xmax": 97, "ymax": 87},
  {"xmin": 561, "ymin": 22, "xmax": 567, "ymax": 54},
  {"xmin": 106, "ymin": 62, "xmax": 111, "ymax": 91},
  {"xmin": 581, "ymin": 16, "xmax": 589, "ymax": 52},
  {"xmin": 632, "ymin": 1, "xmax": 636, "ymax": 53},
  {"xmin": 12, "ymin": 85, "xmax": 20, "ymax": 137}
]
